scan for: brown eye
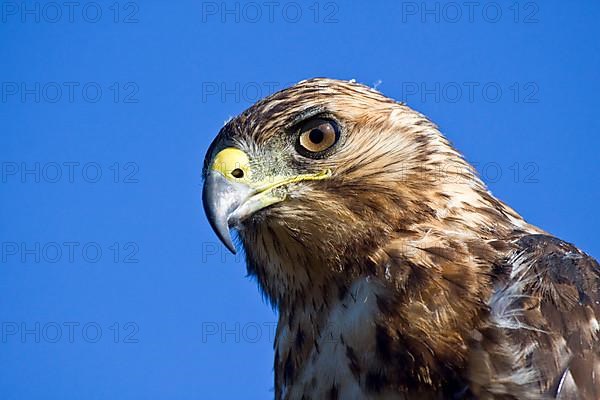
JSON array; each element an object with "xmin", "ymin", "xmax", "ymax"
[{"xmin": 297, "ymin": 119, "xmax": 339, "ymax": 155}]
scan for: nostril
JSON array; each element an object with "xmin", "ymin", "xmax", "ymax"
[{"xmin": 231, "ymin": 168, "xmax": 244, "ymax": 179}]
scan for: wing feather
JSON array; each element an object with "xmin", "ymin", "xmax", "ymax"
[{"xmin": 496, "ymin": 234, "xmax": 600, "ymax": 399}]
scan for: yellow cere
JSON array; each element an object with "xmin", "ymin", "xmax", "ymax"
[{"xmin": 211, "ymin": 147, "xmax": 252, "ymax": 182}]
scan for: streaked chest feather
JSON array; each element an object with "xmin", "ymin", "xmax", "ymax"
[{"xmin": 279, "ymin": 277, "xmax": 404, "ymax": 400}]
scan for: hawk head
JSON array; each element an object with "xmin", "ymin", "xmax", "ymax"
[{"xmin": 202, "ymin": 78, "xmax": 514, "ymax": 307}]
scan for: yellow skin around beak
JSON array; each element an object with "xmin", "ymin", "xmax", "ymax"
[
  {"xmin": 202, "ymin": 147, "xmax": 331, "ymax": 253},
  {"xmin": 210, "ymin": 148, "xmax": 253, "ymax": 183}
]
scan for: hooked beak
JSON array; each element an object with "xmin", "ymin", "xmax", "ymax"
[
  {"xmin": 202, "ymin": 171, "xmax": 251, "ymax": 254},
  {"xmin": 202, "ymin": 147, "xmax": 331, "ymax": 254}
]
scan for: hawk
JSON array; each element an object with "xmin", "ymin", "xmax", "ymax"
[{"xmin": 202, "ymin": 78, "xmax": 599, "ymax": 399}]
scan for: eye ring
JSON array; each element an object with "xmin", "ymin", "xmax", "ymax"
[{"xmin": 295, "ymin": 118, "xmax": 340, "ymax": 157}]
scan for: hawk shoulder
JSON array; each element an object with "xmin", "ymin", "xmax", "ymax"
[{"xmin": 487, "ymin": 234, "xmax": 600, "ymax": 399}]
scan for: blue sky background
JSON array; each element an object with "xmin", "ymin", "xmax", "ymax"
[{"xmin": 1, "ymin": 1, "xmax": 599, "ymax": 399}]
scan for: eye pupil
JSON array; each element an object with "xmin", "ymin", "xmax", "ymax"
[
  {"xmin": 231, "ymin": 168, "xmax": 244, "ymax": 178},
  {"xmin": 309, "ymin": 129, "xmax": 324, "ymax": 144},
  {"xmin": 297, "ymin": 119, "xmax": 339, "ymax": 156}
]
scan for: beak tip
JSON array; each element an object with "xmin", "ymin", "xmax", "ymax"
[
  {"xmin": 204, "ymin": 213, "xmax": 238, "ymax": 255},
  {"xmin": 219, "ymin": 228, "xmax": 237, "ymax": 255},
  {"xmin": 225, "ymin": 241, "xmax": 237, "ymax": 255}
]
